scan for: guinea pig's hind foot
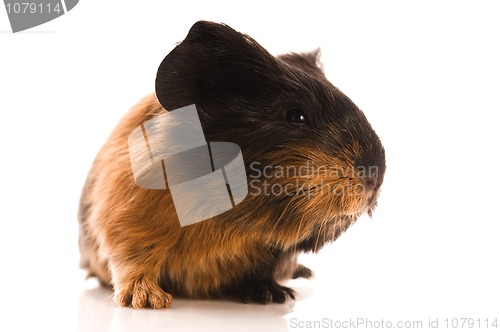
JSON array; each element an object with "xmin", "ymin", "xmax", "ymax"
[
  {"xmin": 292, "ymin": 264, "xmax": 314, "ymax": 279},
  {"xmin": 114, "ymin": 277, "xmax": 173, "ymax": 309},
  {"xmin": 239, "ymin": 279, "xmax": 295, "ymax": 304}
]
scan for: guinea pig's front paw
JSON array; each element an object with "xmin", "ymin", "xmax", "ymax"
[
  {"xmin": 240, "ymin": 279, "xmax": 295, "ymax": 304},
  {"xmin": 114, "ymin": 278, "xmax": 173, "ymax": 309}
]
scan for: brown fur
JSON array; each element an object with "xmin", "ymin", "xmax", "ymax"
[{"xmin": 78, "ymin": 21, "xmax": 386, "ymax": 308}]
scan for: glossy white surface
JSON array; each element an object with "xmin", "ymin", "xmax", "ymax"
[{"xmin": 1, "ymin": 1, "xmax": 499, "ymax": 331}]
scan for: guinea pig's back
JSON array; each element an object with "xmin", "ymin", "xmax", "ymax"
[{"xmin": 78, "ymin": 94, "xmax": 167, "ymax": 285}]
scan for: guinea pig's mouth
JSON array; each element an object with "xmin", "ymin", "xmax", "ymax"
[
  {"xmin": 288, "ymin": 180, "xmax": 380, "ymax": 218},
  {"xmin": 366, "ymin": 193, "xmax": 380, "ymax": 217}
]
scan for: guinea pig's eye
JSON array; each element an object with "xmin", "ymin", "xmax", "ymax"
[{"xmin": 286, "ymin": 109, "xmax": 309, "ymax": 128}]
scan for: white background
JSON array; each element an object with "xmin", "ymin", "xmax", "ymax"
[{"xmin": 1, "ymin": 1, "xmax": 499, "ymax": 331}]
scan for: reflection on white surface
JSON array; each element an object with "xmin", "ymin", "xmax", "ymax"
[{"xmin": 77, "ymin": 279, "xmax": 312, "ymax": 332}]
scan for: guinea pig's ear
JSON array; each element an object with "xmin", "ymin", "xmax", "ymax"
[
  {"xmin": 155, "ymin": 21, "xmax": 282, "ymax": 111},
  {"xmin": 278, "ymin": 48, "xmax": 324, "ymax": 74}
]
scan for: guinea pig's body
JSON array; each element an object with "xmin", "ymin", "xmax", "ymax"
[{"xmin": 79, "ymin": 21, "xmax": 385, "ymax": 309}]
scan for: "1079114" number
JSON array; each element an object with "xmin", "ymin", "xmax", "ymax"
[{"xmin": 5, "ymin": 2, "xmax": 62, "ymax": 14}]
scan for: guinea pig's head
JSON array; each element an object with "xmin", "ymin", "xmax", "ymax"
[{"xmin": 156, "ymin": 21, "xmax": 385, "ymax": 248}]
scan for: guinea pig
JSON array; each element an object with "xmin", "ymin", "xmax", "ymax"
[{"xmin": 78, "ymin": 21, "xmax": 386, "ymax": 309}]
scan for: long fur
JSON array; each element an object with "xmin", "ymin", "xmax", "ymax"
[{"xmin": 78, "ymin": 21, "xmax": 386, "ymax": 308}]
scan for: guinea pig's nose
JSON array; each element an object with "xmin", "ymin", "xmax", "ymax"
[{"xmin": 359, "ymin": 174, "xmax": 378, "ymax": 191}]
